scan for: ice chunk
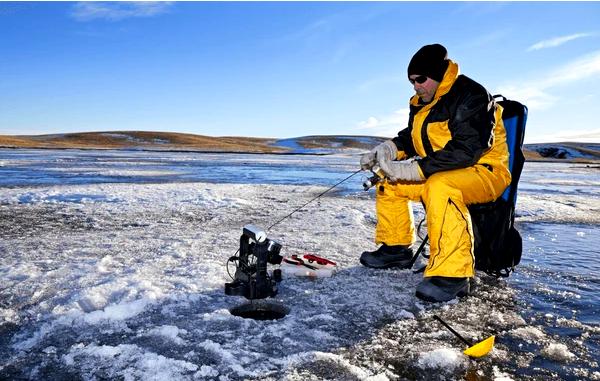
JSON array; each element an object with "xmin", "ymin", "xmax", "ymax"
[
  {"xmin": 492, "ymin": 365, "xmax": 514, "ymax": 380},
  {"xmin": 0, "ymin": 308, "xmax": 19, "ymax": 324},
  {"xmin": 145, "ymin": 325, "xmax": 187, "ymax": 345},
  {"xmin": 83, "ymin": 298, "xmax": 152, "ymax": 324},
  {"xmin": 97, "ymin": 255, "xmax": 116, "ymax": 273},
  {"xmin": 510, "ymin": 327, "xmax": 547, "ymax": 343},
  {"xmin": 541, "ymin": 343, "xmax": 576, "ymax": 362},
  {"xmin": 417, "ymin": 347, "xmax": 466, "ymax": 371}
]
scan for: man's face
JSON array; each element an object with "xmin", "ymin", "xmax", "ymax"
[{"xmin": 409, "ymin": 74, "xmax": 440, "ymax": 103}]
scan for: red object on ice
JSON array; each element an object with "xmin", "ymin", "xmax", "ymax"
[
  {"xmin": 282, "ymin": 254, "xmax": 337, "ymax": 270},
  {"xmin": 283, "ymin": 255, "xmax": 317, "ymax": 270},
  {"xmin": 302, "ymin": 254, "xmax": 337, "ymax": 266}
]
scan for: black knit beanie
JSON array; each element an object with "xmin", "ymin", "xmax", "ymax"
[{"xmin": 407, "ymin": 44, "xmax": 449, "ymax": 82}]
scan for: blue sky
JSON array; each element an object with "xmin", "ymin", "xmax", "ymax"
[{"xmin": 1, "ymin": 2, "xmax": 599, "ymax": 143}]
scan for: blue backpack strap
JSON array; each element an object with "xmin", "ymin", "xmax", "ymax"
[{"xmin": 494, "ymin": 95, "xmax": 528, "ymax": 205}]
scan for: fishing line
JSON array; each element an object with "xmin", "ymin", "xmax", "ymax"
[{"xmin": 267, "ymin": 169, "xmax": 362, "ymax": 231}]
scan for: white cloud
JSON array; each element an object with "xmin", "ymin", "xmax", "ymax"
[
  {"xmin": 494, "ymin": 85, "xmax": 559, "ymax": 111},
  {"xmin": 495, "ymin": 50, "xmax": 600, "ymax": 111},
  {"xmin": 71, "ymin": 2, "xmax": 172, "ymax": 22},
  {"xmin": 355, "ymin": 108, "xmax": 409, "ymax": 137},
  {"xmin": 540, "ymin": 50, "xmax": 600, "ymax": 88},
  {"xmin": 527, "ymin": 33, "xmax": 593, "ymax": 51}
]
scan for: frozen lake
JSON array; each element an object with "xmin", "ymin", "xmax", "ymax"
[{"xmin": 1, "ymin": 149, "xmax": 599, "ymax": 380}]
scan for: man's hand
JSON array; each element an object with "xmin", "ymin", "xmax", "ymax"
[
  {"xmin": 378, "ymin": 158, "xmax": 423, "ymax": 182},
  {"xmin": 359, "ymin": 151, "xmax": 377, "ymax": 170},
  {"xmin": 360, "ymin": 140, "xmax": 398, "ymax": 170}
]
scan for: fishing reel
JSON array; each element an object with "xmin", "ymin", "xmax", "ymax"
[
  {"xmin": 362, "ymin": 165, "xmax": 386, "ymax": 191},
  {"xmin": 225, "ymin": 224, "xmax": 283, "ymax": 300}
]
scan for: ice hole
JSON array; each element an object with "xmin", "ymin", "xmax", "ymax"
[{"xmin": 230, "ymin": 300, "xmax": 289, "ymax": 320}]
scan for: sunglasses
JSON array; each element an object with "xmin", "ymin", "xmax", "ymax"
[{"xmin": 409, "ymin": 75, "xmax": 428, "ymax": 85}]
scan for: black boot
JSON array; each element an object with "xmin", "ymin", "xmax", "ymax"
[
  {"xmin": 415, "ymin": 276, "xmax": 471, "ymax": 302},
  {"xmin": 360, "ymin": 244, "xmax": 414, "ymax": 269}
]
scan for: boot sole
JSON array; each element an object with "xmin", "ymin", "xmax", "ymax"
[
  {"xmin": 360, "ymin": 257, "xmax": 412, "ymax": 270},
  {"xmin": 415, "ymin": 286, "xmax": 470, "ymax": 303}
]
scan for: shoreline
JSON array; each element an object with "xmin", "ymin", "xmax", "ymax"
[
  {"xmin": 0, "ymin": 145, "xmax": 332, "ymax": 156},
  {"xmin": 1, "ymin": 131, "xmax": 599, "ymax": 163},
  {"xmin": 2, "ymin": 144, "xmax": 600, "ymax": 164}
]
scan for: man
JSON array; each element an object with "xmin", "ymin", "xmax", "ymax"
[{"xmin": 360, "ymin": 44, "xmax": 511, "ymax": 302}]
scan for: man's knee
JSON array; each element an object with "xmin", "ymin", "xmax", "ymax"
[{"xmin": 422, "ymin": 171, "xmax": 460, "ymax": 202}]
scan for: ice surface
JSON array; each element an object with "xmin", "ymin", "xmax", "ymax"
[
  {"xmin": 62, "ymin": 343, "xmax": 201, "ymax": 380},
  {"xmin": 0, "ymin": 150, "xmax": 599, "ymax": 380}
]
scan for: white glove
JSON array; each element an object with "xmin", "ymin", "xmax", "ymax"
[
  {"xmin": 378, "ymin": 158, "xmax": 423, "ymax": 182},
  {"xmin": 360, "ymin": 140, "xmax": 398, "ymax": 170}
]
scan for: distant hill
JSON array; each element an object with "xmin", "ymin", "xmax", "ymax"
[
  {"xmin": 0, "ymin": 131, "xmax": 285, "ymax": 153},
  {"xmin": 524, "ymin": 142, "xmax": 600, "ymax": 162},
  {"xmin": 1, "ymin": 131, "xmax": 599, "ymax": 163},
  {"xmin": 0, "ymin": 131, "xmax": 385, "ymax": 155}
]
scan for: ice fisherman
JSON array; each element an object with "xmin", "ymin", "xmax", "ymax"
[{"xmin": 360, "ymin": 43, "xmax": 511, "ymax": 302}]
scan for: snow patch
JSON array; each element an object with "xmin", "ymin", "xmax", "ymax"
[
  {"xmin": 197, "ymin": 339, "xmax": 257, "ymax": 377},
  {"xmin": 2, "ymin": 262, "xmax": 42, "ymax": 282},
  {"xmin": 144, "ymin": 325, "xmax": 187, "ymax": 345},
  {"xmin": 492, "ymin": 365, "xmax": 515, "ymax": 380},
  {"xmin": 541, "ymin": 343, "xmax": 576, "ymax": 362},
  {"xmin": 312, "ymin": 351, "xmax": 385, "ymax": 380},
  {"xmin": 0, "ymin": 308, "xmax": 19, "ymax": 324},
  {"xmin": 83, "ymin": 298, "xmax": 154, "ymax": 324},
  {"xmin": 510, "ymin": 326, "xmax": 547, "ymax": 342},
  {"xmin": 201, "ymin": 308, "xmax": 233, "ymax": 321},
  {"xmin": 63, "ymin": 343, "xmax": 199, "ymax": 380},
  {"xmin": 280, "ymin": 351, "xmax": 387, "ymax": 380},
  {"xmin": 96, "ymin": 255, "xmax": 117, "ymax": 273},
  {"xmin": 417, "ymin": 347, "xmax": 466, "ymax": 371}
]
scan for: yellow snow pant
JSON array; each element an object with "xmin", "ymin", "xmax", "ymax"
[{"xmin": 375, "ymin": 165, "xmax": 511, "ymax": 278}]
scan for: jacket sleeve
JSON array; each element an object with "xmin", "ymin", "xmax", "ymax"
[
  {"xmin": 392, "ymin": 126, "xmax": 417, "ymax": 159},
  {"xmin": 417, "ymin": 91, "xmax": 495, "ymax": 177}
]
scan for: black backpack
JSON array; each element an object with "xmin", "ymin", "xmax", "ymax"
[{"xmin": 469, "ymin": 95, "xmax": 527, "ymax": 277}]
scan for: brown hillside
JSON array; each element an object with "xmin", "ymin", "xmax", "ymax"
[
  {"xmin": 523, "ymin": 148, "xmax": 543, "ymax": 161},
  {"xmin": 0, "ymin": 131, "xmax": 286, "ymax": 153},
  {"xmin": 0, "ymin": 135, "xmax": 46, "ymax": 148}
]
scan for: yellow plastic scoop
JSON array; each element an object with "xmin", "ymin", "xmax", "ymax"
[
  {"xmin": 433, "ymin": 315, "xmax": 495, "ymax": 358},
  {"xmin": 463, "ymin": 335, "xmax": 495, "ymax": 358}
]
